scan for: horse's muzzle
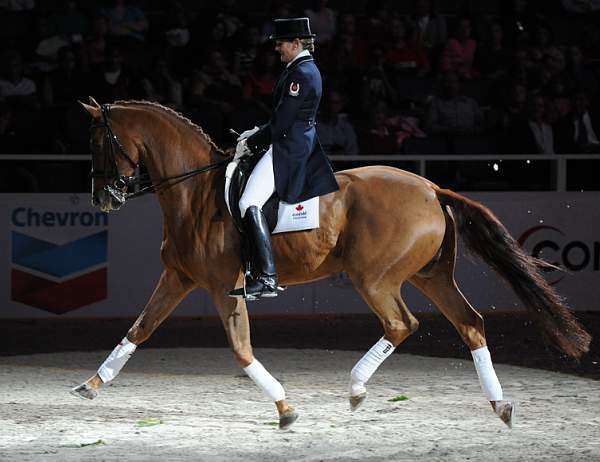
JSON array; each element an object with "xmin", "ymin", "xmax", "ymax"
[{"xmin": 92, "ymin": 187, "xmax": 124, "ymax": 212}]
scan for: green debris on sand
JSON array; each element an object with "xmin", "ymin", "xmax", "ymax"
[
  {"xmin": 388, "ymin": 394, "xmax": 409, "ymax": 402},
  {"xmin": 264, "ymin": 421, "xmax": 279, "ymax": 426},
  {"xmin": 135, "ymin": 417, "xmax": 163, "ymax": 427}
]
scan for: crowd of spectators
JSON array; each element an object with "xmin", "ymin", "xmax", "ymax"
[{"xmin": 1, "ymin": 0, "xmax": 600, "ymax": 191}]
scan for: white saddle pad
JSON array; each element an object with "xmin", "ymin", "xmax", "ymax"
[
  {"xmin": 224, "ymin": 160, "xmax": 320, "ymax": 234},
  {"xmin": 272, "ymin": 197, "xmax": 319, "ymax": 234}
]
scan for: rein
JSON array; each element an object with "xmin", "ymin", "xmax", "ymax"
[
  {"xmin": 127, "ymin": 156, "xmax": 232, "ymax": 199},
  {"xmin": 91, "ymin": 104, "xmax": 232, "ymax": 203}
]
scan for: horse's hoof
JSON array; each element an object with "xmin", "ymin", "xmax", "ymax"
[
  {"xmin": 70, "ymin": 383, "xmax": 98, "ymax": 400},
  {"xmin": 349, "ymin": 392, "xmax": 367, "ymax": 411},
  {"xmin": 495, "ymin": 400, "xmax": 515, "ymax": 428},
  {"xmin": 279, "ymin": 409, "xmax": 299, "ymax": 430}
]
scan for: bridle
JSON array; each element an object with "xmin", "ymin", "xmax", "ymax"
[{"xmin": 90, "ymin": 103, "xmax": 232, "ymax": 205}]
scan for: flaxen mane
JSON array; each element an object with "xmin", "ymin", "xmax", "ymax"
[{"xmin": 114, "ymin": 99, "xmax": 227, "ymax": 156}]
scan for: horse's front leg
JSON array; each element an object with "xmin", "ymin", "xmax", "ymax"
[
  {"xmin": 210, "ymin": 278, "xmax": 299, "ymax": 430},
  {"xmin": 71, "ymin": 269, "xmax": 193, "ymax": 399}
]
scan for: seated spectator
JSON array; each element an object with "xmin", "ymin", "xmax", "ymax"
[
  {"xmin": 359, "ymin": 0, "xmax": 390, "ymax": 45},
  {"xmin": 59, "ymin": 0, "xmax": 88, "ymax": 44},
  {"xmin": 424, "ymin": 72, "xmax": 483, "ymax": 135},
  {"xmin": 0, "ymin": 102, "xmax": 20, "ymax": 153},
  {"xmin": 104, "ymin": 0, "xmax": 149, "ymax": 69},
  {"xmin": 441, "ymin": 17, "xmax": 478, "ymax": 79},
  {"xmin": 337, "ymin": 11, "xmax": 358, "ymax": 38},
  {"xmin": 527, "ymin": 23, "xmax": 554, "ymax": 67},
  {"xmin": 0, "ymin": 102, "xmax": 39, "ymax": 154},
  {"xmin": 195, "ymin": 49, "xmax": 242, "ymax": 115},
  {"xmin": 164, "ymin": 2, "xmax": 191, "ymax": 49},
  {"xmin": 360, "ymin": 46, "xmax": 398, "ymax": 113},
  {"xmin": 141, "ymin": 57, "xmax": 183, "ymax": 109},
  {"xmin": 537, "ymin": 47, "xmax": 567, "ymax": 92},
  {"xmin": 82, "ymin": 14, "xmax": 109, "ymax": 72},
  {"xmin": 324, "ymin": 14, "xmax": 367, "ymax": 78},
  {"xmin": 104, "ymin": 0, "xmax": 148, "ymax": 43},
  {"xmin": 242, "ymin": 47, "xmax": 277, "ymax": 107},
  {"xmin": 509, "ymin": 46, "xmax": 539, "ymax": 89},
  {"xmin": 232, "ymin": 26, "xmax": 261, "ymax": 78},
  {"xmin": 555, "ymin": 91, "xmax": 600, "ymax": 153},
  {"xmin": 386, "ymin": 112, "xmax": 427, "ymax": 149},
  {"xmin": 191, "ymin": 19, "xmax": 235, "ymax": 57},
  {"xmin": 33, "ymin": 14, "xmax": 70, "ymax": 72},
  {"xmin": 385, "ymin": 18, "xmax": 430, "ymax": 78},
  {"xmin": 317, "ymin": 90, "xmax": 359, "ymax": 155},
  {"xmin": 565, "ymin": 46, "xmax": 598, "ymax": 97},
  {"xmin": 305, "ymin": 0, "xmax": 337, "ymax": 45},
  {"xmin": 213, "ymin": 0, "xmax": 244, "ymax": 41},
  {"xmin": 326, "ymin": 31, "xmax": 367, "ymax": 78},
  {"xmin": 489, "ymin": 81, "xmax": 528, "ymax": 149},
  {"xmin": 409, "ymin": 0, "xmax": 447, "ymax": 68},
  {"xmin": 360, "ymin": 102, "xmax": 399, "ymax": 154},
  {"xmin": 185, "ymin": 69, "xmax": 227, "ymax": 142},
  {"xmin": 0, "ymin": 51, "xmax": 36, "ymax": 103},
  {"xmin": 510, "ymin": 94, "xmax": 555, "ymax": 154},
  {"xmin": 359, "ymin": 100, "xmax": 425, "ymax": 154},
  {"xmin": 475, "ymin": 21, "xmax": 511, "ymax": 81},
  {"xmin": 89, "ymin": 46, "xmax": 136, "ymax": 103},
  {"xmin": 43, "ymin": 46, "xmax": 87, "ymax": 107},
  {"xmin": 163, "ymin": 1, "xmax": 192, "ymax": 78},
  {"xmin": 543, "ymin": 75, "xmax": 571, "ymax": 125}
]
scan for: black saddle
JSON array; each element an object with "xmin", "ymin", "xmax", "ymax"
[{"xmin": 228, "ymin": 153, "xmax": 280, "ymax": 234}]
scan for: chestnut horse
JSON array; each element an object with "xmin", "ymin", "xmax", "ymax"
[{"xmin": 73, "ymin": 98, "xmax": 590, "ymax": 430}]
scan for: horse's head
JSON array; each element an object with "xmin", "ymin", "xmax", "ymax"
[{"xmin": 80, "ymin": 97, "xmax": 142, "ymax": 212}]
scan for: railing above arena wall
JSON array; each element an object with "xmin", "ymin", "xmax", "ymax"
[{"xmin": 1, "ymin": 153, "xmax": 600, "ymax": 192}]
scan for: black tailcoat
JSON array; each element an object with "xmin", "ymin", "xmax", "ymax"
[{"xmin": 246, "ymin": 54, "xmax": 339, "ymax": 203}]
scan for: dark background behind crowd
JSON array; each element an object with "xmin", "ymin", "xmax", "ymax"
[{"xmin": 1, "ymin": 0, "xmax": 600, "ymax": 192}]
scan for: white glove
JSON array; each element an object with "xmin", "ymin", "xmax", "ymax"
[
  {"xmin": 237, "ymin": 126, "xmax": 260, "ymax": 141},
  {"xmin": 234, "ymin": 138, "xmax": 251, "ymax": 160}
]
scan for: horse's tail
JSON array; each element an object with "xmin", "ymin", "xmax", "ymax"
[{"xmin": 436, "ymin": 188, "xmax": 591, "ymax": 359}]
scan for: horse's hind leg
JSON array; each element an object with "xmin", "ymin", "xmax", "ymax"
[
  {"xmin": 71, "ymin": 269, "xmax": 193, "ymax": 400},
  {"xmin": 348, "ymin": 281, "xmax": 419, "ymax": 411},
  {"xmin": 410, "ymin": 208, "xmax": 515, "ymax": 427}
]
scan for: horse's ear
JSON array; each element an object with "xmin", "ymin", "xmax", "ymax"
[
  {"xmin": 88, "ymin": 96, "xmax": 101, "ymax": 108},
  {"xmin": 78, "ymin": 100, "xmax": 100, "ymax": 118}
]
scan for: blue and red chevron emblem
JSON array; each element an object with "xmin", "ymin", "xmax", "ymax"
[{"xmin": 11, "ymin": 231, "xmax": 108, "ymax": 314}]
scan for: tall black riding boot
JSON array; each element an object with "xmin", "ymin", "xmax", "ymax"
[{"xmin": 229, "ymin": 205, "xmax": 279, "ymax": 300}]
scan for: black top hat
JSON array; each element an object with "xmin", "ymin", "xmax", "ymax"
[{"xmin": 269, "ymin": 17, "xmax": 316, "ymax": 41}]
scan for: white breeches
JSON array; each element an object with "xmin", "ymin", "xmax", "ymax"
[{"xmin": 239, "ymin": 147, "xmax": 276, "ymax": 218}]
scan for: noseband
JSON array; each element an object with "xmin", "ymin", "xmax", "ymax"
[{"xmin": 90, "ymin": 104, "xmax": 232, "ymax": 204}]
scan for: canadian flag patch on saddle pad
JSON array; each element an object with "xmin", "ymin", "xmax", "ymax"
[{"xmin": 272, "ymin": 197, "xmax": 319, "ymax": 234}]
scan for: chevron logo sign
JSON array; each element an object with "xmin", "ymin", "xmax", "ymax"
[{"xmin": 10, "ymin": 206, "xmax": 108, "ymax": 314}]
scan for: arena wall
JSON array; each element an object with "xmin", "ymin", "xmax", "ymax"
[{"xmin": 1, "ymin": 192, "xmax": 598, "ymax": 318}]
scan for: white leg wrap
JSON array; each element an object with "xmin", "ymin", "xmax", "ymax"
[
  {"xmin": 243, "ymin": 359, "xmax": 286, "ymax": 402},
  {"xmin": 471, "ymin": 346, "xmax": 503, "ymax": 401},
  {"xmin": 349, "ymin": 337, "xmax": 395, "ymax": 397},
  {"xmin": 97, "ymin": 337, "xmax": 137, "ymax": 383}
]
